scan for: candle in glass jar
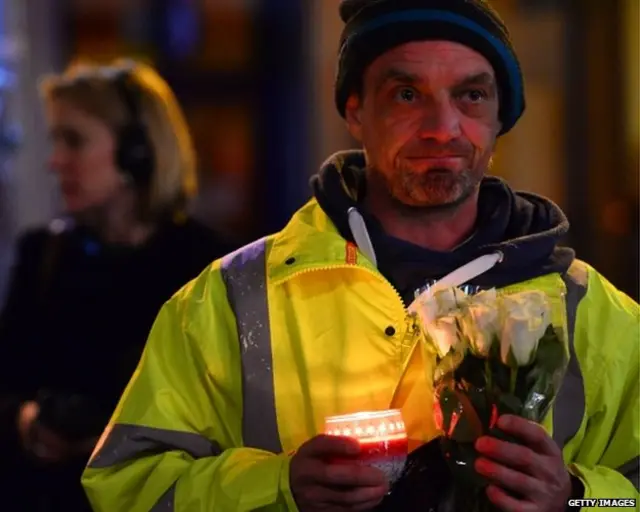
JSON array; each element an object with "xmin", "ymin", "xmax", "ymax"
[{"xmin": 324, "ymin": 409, "xmax": 408, "ymax": 485}]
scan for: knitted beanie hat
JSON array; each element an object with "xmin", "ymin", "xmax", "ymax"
[{"xmin": 335, "ymin": 0, "xmax": 525, "ymax": 135}]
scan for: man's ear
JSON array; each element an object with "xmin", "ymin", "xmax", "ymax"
[{"xmin": 344, "ymin": 93, "xmax": 363, "ymax": 142}]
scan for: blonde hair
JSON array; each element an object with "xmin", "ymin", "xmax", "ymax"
[{"xmin": 39, "ymin": 58, "xmax": 198, "ymax": 220}]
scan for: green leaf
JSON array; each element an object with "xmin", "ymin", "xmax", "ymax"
[
  {"xmin": 521, "ymin": 366, "xmax": 565, "ymax": 422},
  {"xmin": 513, "ymin": 326, "xmax": 569, "ymax": 422},
  {"xmin": 488, "ymin": 355, "xmax": 512, "ymax": 394},
  {"xmin": 535, "ymin": 327, "xmax": 568, "ymax": 375},
  {"xmin": 454, "ymin": 354, "xmax": 487, "ymax": 389},
  {"xmin": 467, "ymin": 387, "xmax": 492, "ymax": 428},
  {"xmin": 496, "ymin": 393, "xmax": 523, "ymax": 416},
  {"xmin": 515, "ymin": 362, "xmax": 536, "ymax": 400}
]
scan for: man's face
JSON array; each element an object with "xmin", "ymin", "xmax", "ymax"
[{"xmin": 345, "ymin": 41, "xmax": 501, "ymax": 210}]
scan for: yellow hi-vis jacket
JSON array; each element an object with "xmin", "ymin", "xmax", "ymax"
[{"xmin": 81, "ymin": 199, "xmax": 639, "ymax": 511}]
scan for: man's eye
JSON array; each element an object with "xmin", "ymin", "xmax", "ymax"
[
  {"xmin": 463, "ymin": 89, "xmax": 488, "ymax": 103},
  {"xmin": 395, "ymin": 87, "xmax": 417, "ymax": 103}
]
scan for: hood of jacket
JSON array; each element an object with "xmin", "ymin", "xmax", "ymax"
[{"xmin": 310, "ymin": 150, "xmax": 575, "ymax": 301}]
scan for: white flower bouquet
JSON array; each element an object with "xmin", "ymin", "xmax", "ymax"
[{"xmin": 412, "ymin": 285, "xmax": 569, "ymax": 511}]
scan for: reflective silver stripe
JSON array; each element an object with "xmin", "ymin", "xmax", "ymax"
[
  {"xmin": 553, "ymin": 261, "xmax": 588, "ymax": 447},
  {"xmin": 88, "ymin": 423, "xmax": 221, "ymax": 469},
  {"xmin": 221, "ymin": 237, "xmax": 282, "ymax": 454},
  {"xmin": 150, "ymin": 484, "xmax": 176, "ymax": 511},
  {"xmin": 617, "ymin": 456, "xmax": 640, "ymax": 491}
]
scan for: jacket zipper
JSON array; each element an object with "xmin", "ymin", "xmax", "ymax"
[
  {"xmin": 273, "ymin": 263, "xmax": 423, "ymax": 388},
  {"xmin": 273, "ymin": 263, "xmax": 406, "ymax": 314}
]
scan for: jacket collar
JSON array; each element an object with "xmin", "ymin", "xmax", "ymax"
[{"xmin": 267, "ymin": 199, "xmax": 377, "ymax": 283}]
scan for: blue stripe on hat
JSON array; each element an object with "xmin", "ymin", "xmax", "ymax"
[{"xmin": 343, "ymin": 9, "xmax": 523, "ymax": 130}]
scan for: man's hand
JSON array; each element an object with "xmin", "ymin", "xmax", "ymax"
[
  {"xmin": 290, "ymin": 435, "xmax": 389, "ymax": 511},
  {"xmin": 474, "ymin": 415, "xmax": 573, "ymax": 512}
]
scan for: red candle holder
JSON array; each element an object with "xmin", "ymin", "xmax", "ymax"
[{"xmin": 324, "ymin": 409, "xmax": 408, "ymax": 485}]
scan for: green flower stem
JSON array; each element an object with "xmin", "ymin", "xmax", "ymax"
[
  {"xmin": 509, "ymin": 367, "xmax": 518, "ymax": 395},
  {"xmin": 485, "ymin": 359, "xmax": 492, "ymax": 392}
]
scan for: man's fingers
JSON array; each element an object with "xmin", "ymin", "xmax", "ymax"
[
  {"xmin": 299, "ymin": 434, "xmax": 360, "ymax": 459},
  {"xmin": 327, "ymin": 484, "xmax": 388, "ymax": 506},
  {"xmin": 497, "ymin": 415, "xmax": 559, "ymax": 457},
  {"xmin": 292, "ymin": 434, "xmax": 388, "ymax": 510},
  {"xmin": 475, "ymin": 457, "xmax": 543, "ymax": 498},
  {"xmin": 475, "ymin": 436, "xmax": 550, "ymax": 479},
  {"xmin": 293, "ymin": 451, "xmax": 387, "ymax": 488},
  {"xmin": 319, "ymin": 462, "xmax": 388, "ymax": 489}
]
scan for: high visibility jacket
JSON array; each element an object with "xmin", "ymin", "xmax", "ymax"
[{"xmin": 81, "ymin": 199, "xmax": 639, "ymax": 511}]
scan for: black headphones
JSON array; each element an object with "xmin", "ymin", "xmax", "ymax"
[{"xmin": 112, "ymin": 70, "xmax": 155, "ymax": 188}]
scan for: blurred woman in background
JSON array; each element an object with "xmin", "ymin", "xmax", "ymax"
[{"xmin": 0, "ymin": 59, "xmax": 234, "ymax": 511}]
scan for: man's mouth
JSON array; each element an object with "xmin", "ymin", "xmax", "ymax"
[{"xmin": 405, "ymin": 156, "xmax": 466, "ymax": 167}]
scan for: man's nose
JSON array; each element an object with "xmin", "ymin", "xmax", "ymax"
[{"xmin": 416, "ymin": 99, "xmax": 462, "ymax": 143}]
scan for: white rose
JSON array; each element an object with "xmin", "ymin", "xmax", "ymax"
[
  {"xmin": 433, "ymin": 287, "xmax": 468, "ymax": 315},
  {"xmin": 427, "ymin": 314, "xmax": 461, "ymax": 358},
  {"xmin": 412, "ymin": 286, "xmax": 467, "ymax": 326},
  {"xmin": 411, "ymin": 286, "xmax": 469, "ymax": 358},
  {"xmin": 413, "ymin": 295, "xmax": 439, "ymax": 325},
  {"xmin": 500, "ymin": 291, "xmax": 552, "ymax": 366},
  {"xmin": 462, "ymin": 303, "xmax": 499, "ymax": 357},
  {"xmin": 468, "ymin": 288, "xmax": 498, "ymax": 306}
]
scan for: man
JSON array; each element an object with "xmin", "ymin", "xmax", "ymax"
[{"xmin": 81, "ymin": 1, "xmax": 639, "ymax": 511}]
